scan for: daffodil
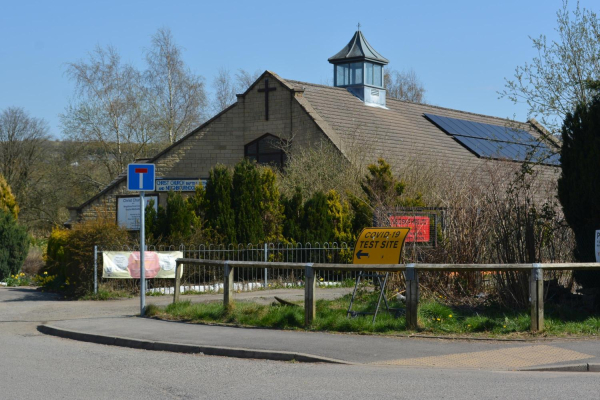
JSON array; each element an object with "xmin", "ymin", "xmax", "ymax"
[
  {"xmin": 448, "ymin": 314, "xmax": 453, "ymax": 318},
  {"xmin": 43, "ymin": 271, "xmax": 48, "ymax": 275},
  {"xmin": 503, "ymin": 325, "xmax": 507, "ymax": 328},
  {"xmin": 436, "ymin": 318, "xmax": 441, "ymax": 321}
]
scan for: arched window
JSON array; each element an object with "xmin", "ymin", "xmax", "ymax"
[{"xmin": 244, "ymin": 134, "xmax": 286, "ymax": 168}]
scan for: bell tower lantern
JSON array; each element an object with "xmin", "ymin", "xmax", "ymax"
[{"xmin": 328, "ymin": 27, "xmax": 389, "ymax": 108}]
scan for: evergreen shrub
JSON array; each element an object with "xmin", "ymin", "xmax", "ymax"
[
  {"xmin": 0, "ymin": 209, "xmax": 29, "ymax": 281},
  {"xmin": 0, "ymin": 174, "xmax": 19, "ymax": 220},
  {"xmin": 45, "ymin": 218, "xmax": 130, "ymax": 296}
]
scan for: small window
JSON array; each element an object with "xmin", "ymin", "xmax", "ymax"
[
  {"xmin": 336, "ymin": 63, "xmax": 363, "ymax": 86},
  {"xmin": 350, "ymin": 62, "xmax": 363, "ymax": 85},
  {"xmin": 365, "ymin": 62, "xmax": 383, "ymax": 87},
  {"xmin": 244, "ymin": 134, "xmax": 286, "ymax": 168}
]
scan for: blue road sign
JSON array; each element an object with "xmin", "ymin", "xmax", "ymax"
[{"xmin": 127, "ymin": 164, "xmax": 155, "ymax": 191}]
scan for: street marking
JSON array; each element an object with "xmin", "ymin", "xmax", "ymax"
[{"xmin": 373, "ymin": 345, "xmax": 594, "ymax": 370}]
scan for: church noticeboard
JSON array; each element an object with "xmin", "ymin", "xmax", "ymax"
[
  {"xmin": 155, "ymin": 179, "xmax": 206, "ymax": 192},
  {"xmin": 353, "ymin": 227, "xmax": 410, "ymax": 264},
  {"xmin": 117, "ymin": 195, "xmax": 158, "ymax": 230}
]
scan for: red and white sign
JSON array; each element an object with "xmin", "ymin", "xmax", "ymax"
[{"xmin": 389, "ymin": 216, "xmax": 430, "ymax": 243}]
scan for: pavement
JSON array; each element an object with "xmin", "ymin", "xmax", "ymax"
[{"xmin": 26, "ymin": 286, "xmax": 600, "ymax": 372}]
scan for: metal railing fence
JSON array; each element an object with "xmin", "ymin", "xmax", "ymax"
[{"xmin": 95, "ymin": 242, "xmax": 356, "ymax": 294}]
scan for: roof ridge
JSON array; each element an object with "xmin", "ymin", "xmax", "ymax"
[{"xmin": 286, "ymin": 78, "xmax": 528, "ymax": 125}]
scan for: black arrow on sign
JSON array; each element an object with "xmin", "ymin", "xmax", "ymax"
[{"xmin": 356, "ymin": 250, "xmax": 369, "ymax": 259}]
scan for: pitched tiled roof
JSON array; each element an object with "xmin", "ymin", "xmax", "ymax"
[
  {"xmin": 285, "ymin": 79, "xmax": 554, "ymax": 172},
  {"xmin": 70, "ymin": 71, "xmax": 556, "ymax": 218}
]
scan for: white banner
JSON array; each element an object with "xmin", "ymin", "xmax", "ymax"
[{"xmin": 102, "ymin": 251, "xmax": 183, "ymax": 279}]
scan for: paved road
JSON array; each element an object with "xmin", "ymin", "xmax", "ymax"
[{"xmin": 2, "ymin": 287, "xmax": 600, "ymax": 399}]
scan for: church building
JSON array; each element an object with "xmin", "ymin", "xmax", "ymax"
[{"xmin": 67, "ymin": 30, "xmax": 560, "ymax": 228}]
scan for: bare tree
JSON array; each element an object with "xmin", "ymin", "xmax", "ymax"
[
  {"xmin": 500, "ymin": 0, "xmax": 600, "ymax": 135},
  {"xmin": 211, "ymin": 68, "xmax": 262, "ymax": 114},
  {"xmin": 212, "ymin": 67, "xmax": 237, "ymax": 113},
  {"xmin": 0, "ymin": 107, "xmax": 49, "ymax": 202},
  {"xmin": 384, "ymin": 68, "xmax": 426, "ymax": 103},
  {"xmin": 61, "ymin": 45, "xmax": 154, "ymax": 183},
  {"xmin": 235, "ymin": 69, "xmax": 262, "ymax": 91},
  {"xmin": 145, "ymin": 28, "xmax": 207, "ymax": 144}
]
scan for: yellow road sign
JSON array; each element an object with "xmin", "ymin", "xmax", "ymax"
[{"xmin": 353, "ymin": 227, "xmax": 410, "ymax": 264}]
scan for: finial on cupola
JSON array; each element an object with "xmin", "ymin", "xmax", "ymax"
[{"xmin": 328, "ymin": 28, "xmax": 389, "ymax": 108}]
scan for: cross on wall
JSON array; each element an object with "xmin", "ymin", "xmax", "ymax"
[{"xmin": 257, "ymin": 78, "xmax": 276, "ymax": 121}]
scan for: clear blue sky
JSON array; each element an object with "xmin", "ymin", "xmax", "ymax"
[{"xmin": 1, "ymin": 0, "xmax": 596, "ymax": 138}]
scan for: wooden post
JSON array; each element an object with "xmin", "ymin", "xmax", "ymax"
[
  {"xmin": 405, "ymin": 263, "xmax": 419, "ymax": 330},
  {"xmin": 530, "ymin": 263, "xmax": 544, "ymax": 332},
  {"xmin": 224, "ymin": 261, "xmax": 234, "ymax": 308},
  {"xmin": 173, "ymin": 261, "xmax": 181, "ymax": 303},
  {"xmin": 304, "ymin": 263, "xmax": 315, "ymax": 326}
]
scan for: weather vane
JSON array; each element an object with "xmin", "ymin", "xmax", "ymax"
[{"xmin": 357, "ymin": 22, "xmax": 361, "ymax": 31}]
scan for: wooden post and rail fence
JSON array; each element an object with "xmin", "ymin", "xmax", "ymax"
[{"xmin": 173, "ymin": 259, "xmax": 600, "ymax": 332}]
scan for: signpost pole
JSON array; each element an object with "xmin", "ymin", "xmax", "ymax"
[
  {"xmin": 127, "ymin": 163, "xmax": 154, "ymax": 317},
  {"xmin": 94, "ymin": 245, "xmax": 98, "ymax": 294},
  {"xmin": 140, "ymin": 191, "xmax": 146, "ymax": 316},
  {"xmin": 264, "ymin": 243, "xmax": 268, "ymax": 289}
]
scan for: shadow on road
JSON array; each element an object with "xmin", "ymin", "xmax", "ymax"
[{"xmin": 1, "ymin": 287, "xmax": 61, "ymax": 302}]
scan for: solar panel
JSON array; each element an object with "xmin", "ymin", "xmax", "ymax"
[{"xmin": 423, "ymin": 113, "xmax": 559, "ymax": 166}]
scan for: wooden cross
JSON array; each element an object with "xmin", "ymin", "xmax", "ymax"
[{"xmin": 257, "ymin": 78, "xmax": 276, "ymax": 121}]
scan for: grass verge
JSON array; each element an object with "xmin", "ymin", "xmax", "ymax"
[
  {"xmin": 80, "ymin": 286, "xmax": 133, "ymax": 300},
  {"xmin": 146, "ymin": 291, "xmax": 600, "ymax": 337}
]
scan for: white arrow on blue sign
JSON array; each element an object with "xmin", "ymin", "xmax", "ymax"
[{"xmin": 127, "ymin": 164, "xmax": 156, "ymax": 191}]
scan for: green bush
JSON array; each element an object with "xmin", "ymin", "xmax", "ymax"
[
  {"xmin": 282, "ymin": 188, "xmax": 303, "ymax": 242},
  {"xmin": 302, "ymin": 191, "xmax": 335, "ymax": 243},
  {"xmin": 232, "ymin": 159, "xmax": 264, "ymax": 244},
  {"xmin": 0, "ymin": 174, "xmax": 19, "ymax": 220},
  {"xmin": 0, "ymin": 209, "xmax": 29, "ymax": 281},
  {"xmin": 206, "ymin": 164, "xmax": 236, "ymax": 243},
  {"xmin": 558, "ymin": 94, "xmax": 600, "ymax": 291},
  {"xmin": 259, "ymin": 167, "xmax": 284, "ymax": 242},
  {"xmin": 45, "ymin": 218, "xmax": 131, "ymax": 296}
]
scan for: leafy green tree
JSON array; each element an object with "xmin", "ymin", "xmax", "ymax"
[
  {"xmin": 231, "ymin": 159, "xmax": 264, "ymax": 244},
  {"xmin": 0, "ymin": 173, "xmax": 19, "ymax": 220},
  {"xmin": 351, "ymin": 158, "xmax": 424, "ymax": 231},
  {"xmin": 165, "ymin": 191, "xmax": 196, "ymax": 242},
  {"xmin": 301, "ymin": 191, "xmax": 335, "ymax": 244},
  {"xmin": 282, "ymin": 188, "xmax": 303, "ymax": 242},
  {"xmin": 558, "ymin": 94, "xmax": 600, "ymax": 291},
  {"xmin": 260, "ymin": 167, "xmax": 284, "ymax": 242},
  {"xmin": 326, "ymin": 190, "xmax": 353, "ymax": 243},
  {"xmin": 349, "ymin": 195, "xmax": 373, "ymax": 235},
  {"xmin": 0, "ymin": 209, "xmax": 29, "ymax": 281},
  {"xmin": 206, "ymin": 164, "xmax": 236, "ymax": 243},
  {"xmin": 232, "ymin": 159, "xmax": 264, "ymax": 244}
]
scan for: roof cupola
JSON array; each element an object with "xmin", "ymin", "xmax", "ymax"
[{"xmin": 328, "ymin": 27, "xmax": 389, "ymax": 108}]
